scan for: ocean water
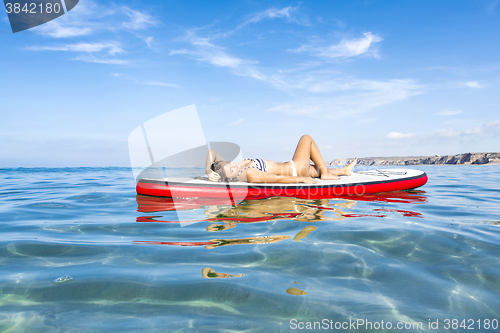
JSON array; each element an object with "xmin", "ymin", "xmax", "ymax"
[{"xmin": 0, "ymin": 166, "xmax": 499, "ymax": 332}]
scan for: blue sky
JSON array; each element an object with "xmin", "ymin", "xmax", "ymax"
[{"xmin": 1, "ymin": 0, "xmax": 500, "ymax": 167}]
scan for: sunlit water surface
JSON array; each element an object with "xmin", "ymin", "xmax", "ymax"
[{"xmin": 1, "ymin": 166, "xmax": 499, "ymax": 332}]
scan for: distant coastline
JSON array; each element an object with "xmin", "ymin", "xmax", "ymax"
[{"xmin": 329, "ymin": 152, "xmax": 500, "ymax": 166}]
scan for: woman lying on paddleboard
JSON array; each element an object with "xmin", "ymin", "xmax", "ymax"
[{"xmin": 206, "ymin": 135, "xmax": 357, "ymax": 184}]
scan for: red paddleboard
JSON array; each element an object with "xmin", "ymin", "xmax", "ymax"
[{"xmin": 136, "ymin": 169, "xmax": 427, "ymax": 200}]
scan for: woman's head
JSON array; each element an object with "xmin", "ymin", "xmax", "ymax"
[{"xmin": 211, "ymin": 161, "xmax": 239, "ymax": 182}]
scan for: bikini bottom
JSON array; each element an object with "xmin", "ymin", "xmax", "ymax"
[{"xmin": 290, "ymin": 161, "xmax": 297, "ymax": 177}]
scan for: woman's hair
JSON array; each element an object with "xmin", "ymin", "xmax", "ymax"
[{"xmin": 211, "ymin": 161, "xmax": 237, "ymax": 182}]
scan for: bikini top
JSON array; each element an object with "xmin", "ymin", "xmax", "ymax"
[{"xmin": 237, "ymin": 158, "xmax": 267, "ymax": 177}]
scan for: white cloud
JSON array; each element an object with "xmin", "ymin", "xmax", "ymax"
[
  {"xmin": 144, "ymin": 36, "xmax": 154, "ymax": 48},
  {"xmin": 436, "ymin": 109, "xmax": 463, "ymax": 116},
  {"xmin": 245, "ymin": 6, "xmax": 295, "ymax": 24},
  {"xmin": 73, "ymin": 55, "xmax": 131, "ymax": 65},
  {"xmin": 386, "ymin": 132, "xmax": 416, "ymax": 140},
  {"xmin": 26, "ymin": 2, "xmax": 159, "ymax": 68},
  {"xmin": 484, "ymin": 119, "xmax": 500, "ymax": 133},
  {"xmin": 170, "ymin": 33, "xmax": 257, "ymax": 69},
  {"xmin": 112, "ymin": 73, "xmax": 179, "ymax": 88},
  {"xmin": 32, "ymin": 0, "xmax": 98, "ymax": 38},
  {"xmin": 32, "ymin": 1, "xmax": 159, "ymax": 38},
  {"xmin": 171, "ymin": 28, "xmax": 417, "ymax": 118},
  {"xmin": 292, "ymin": 32, "xmax": 383, "ymax": 59},
  {"xmin": 296, "ymin": 76, "xmax": 419, "ymax": 94},
  {"xmin": 237, "ymin": 5, "xmax": 307, "ymax": 29},
  {"xmin": 463, "ymin": 126, "xmax": 482, "ymax": 135},
  {"xmin": 211, "ymin": 55, "xmax": 245, "ymax": 68},
  {"xmin": 226, "ymin": 119, "xmax": 244, "ymax": 127},
  {"xmin": 26, "ymin": 42, "xmax": 124, "ymax": 55},
  {"xmin": 134, "ymin": 80, "xmax": 180, "ymax": 88},
  {"xmin": 429, "ymin": 119, "xmax": 500, "ymax": 139},
  {"xmin": 170, "ymin": 47, "xmax": 247, "ymax": 68},
  {"xmin": 463, "ymin": 81, "xmax": 482, "ymax": 88},
  {"xmin": 208, "ymin": 5, "xmax": 305, "ymax": 40},
  {"xmin": 122, "ymin": 7, "xmax": 159, "ymax": 30},
  {"xmin": 170, "ymin": 30, "xmax": 418, "ymax": 114},
  {"xmin": 431, "ymin": 128, "xmax": 461, "ymax": 137},
  {"xmin": 35, "ymin": 20, "xmax": 94, "ymax": 38},
  {"xmin": 267, "ymin": 78, "xmax": 422, "ymax": 118}
]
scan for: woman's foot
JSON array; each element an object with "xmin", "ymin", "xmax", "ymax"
[{"xmin": 344, "ymin": 157, "xmax": 358, "ymax": 176}]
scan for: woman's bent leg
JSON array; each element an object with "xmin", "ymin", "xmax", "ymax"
[{"xmin": 292, "ymin": 135, "xmax": 335, "ymax": 179}]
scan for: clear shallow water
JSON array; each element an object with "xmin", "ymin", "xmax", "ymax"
[{"xmin": 1, "ymin": 166, "xmax": 500, "ymax": 332}]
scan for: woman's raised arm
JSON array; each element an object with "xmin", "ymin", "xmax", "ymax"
[
  {"xmin": 205, "ymin": 149, "xmax": 225, "ymax": 172},
  {"xmin": 206, "ymin": 149, "xmax": 226, "ymax": 180}
]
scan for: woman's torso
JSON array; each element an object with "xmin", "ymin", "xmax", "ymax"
[
  {"xmin": 238, "ymin": 158, "xmax": 294, "ymax": 176},
  {"xmin": 265, "ymin": 160, "xmax": 294, "ymax": 175}
]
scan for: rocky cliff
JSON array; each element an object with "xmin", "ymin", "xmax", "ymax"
[{"xmin": 329, "ymin": 152, "xmax": 500, "ymax": 166}]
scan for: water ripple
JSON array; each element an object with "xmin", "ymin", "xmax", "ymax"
[{"xmin": 0, "ymin": 166, "xmax": 499, "ymax": 331}]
